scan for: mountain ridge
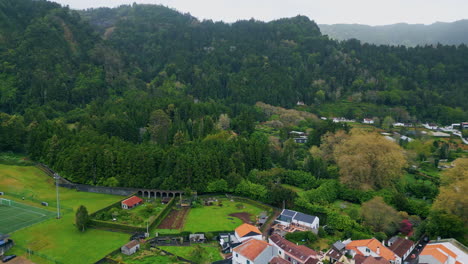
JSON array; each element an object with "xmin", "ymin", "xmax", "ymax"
[{"xmin": 319, "ymin": 19, "xmax": 468, "ymax": 46}]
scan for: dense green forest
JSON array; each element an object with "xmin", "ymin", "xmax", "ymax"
[
  {"xmin": 0, "ymin": 0, "xmax": 466, "ymax": 243},
  {"xmin": 320, "ymin": 20, "xmax": 468, "ymax": 47}
]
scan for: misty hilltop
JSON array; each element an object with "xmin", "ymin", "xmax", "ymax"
[{"xmin": 319, "ymin": 20, "xmax": 468, "ymax": 46}]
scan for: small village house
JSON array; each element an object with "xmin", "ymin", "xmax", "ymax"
[
  {"xmin": 235, "ymin": 223, "xmax": 263, "ymax": 243},
  {"xmin": 345, "ymin": 238, "xmax": 401, "ymax": 264},
  {"xmin": 232, "ymin": 239, "xmax": 278, "ymax": 264},
  {"xmin": 325, "ymin": 240, "xmax": 350, "ymax": 264},
  {"xmin": 419, "ymin": 239, "xmax": 468, "ymax": 264},
  {"xmin": 121, "ymin": 240, "xmax": 140, "ymax": 255},
  {"xmin": 121, "ymin": 196, "xmax": 143, "ymax": 210},
  {"xmin": 275, "ymin": 209, "xmax": 319, "ymax": 233},
  {"xmin": 363, "ymin": 118, "xmax": 374, "ymax": 124},
  {"xmin": 269, "ymin": 234, "xmax": 322, "ymax": 264},
  {"xmin": 387, "ymin": 236, "xmax": 415, "ymax": 261},
  {"xmin": 189, "ymin": 233, "xmax": 206, "ymax": 243}
]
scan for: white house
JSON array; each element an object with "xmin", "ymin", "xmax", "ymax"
[
  {"xmin": 269, "ymin": 234, "xmax": 322, "ymax": 264},
  {"xmin": 393, "ymin": 122, "xmax": 405, "ymax": 127},
  {"xmin": 387, "ymin": 237, "xmax": 415, "ymax": 261},
  {"xmin": 419, "ymin": 239, "xmax": 468, "ymax": 264},
  {"xmin": 276, "ymin": 209, "xmax": 319, "ymax": 231},
  {"xmin": 363, "ymin": 118, "xmax": 374, "ymax": 124},
  {"xmin": 345, "ymin": 238, "xmax": 401, "ymax": 264},
  {"xmin": 233, "ymin": 239, "xmax": 278, "ymax": 264},
  {"xmin": 423, "ymin": 123, "xmax": 439, "ymax": 130},
  {"xmin": 235, "ymin": 223, "xmax": 263, "ymax": 243},
  {"xmin": 121, "ymin": 240, "xmax": 140, "ymax": 255}
]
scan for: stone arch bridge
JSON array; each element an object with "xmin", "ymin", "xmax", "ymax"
[{"xmin": 136, "ymin": 189, "xmax": 183, "ymax": 198}]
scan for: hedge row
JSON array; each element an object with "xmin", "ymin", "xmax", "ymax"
[
  {"xmin": 148, "ymin": 197, "xmax": 176, "ymax": 230},
  {"xmin": 89, "ymin": 196, "xmax": 174, "ymax": 233}
]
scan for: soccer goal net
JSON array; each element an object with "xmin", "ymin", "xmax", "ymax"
[{"xmin": 0, "ymin": 198, "xmax": 12, "ymax": 206}]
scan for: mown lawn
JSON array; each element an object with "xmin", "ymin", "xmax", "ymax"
[
  {"xmin": 183, "ymin": 198, "xmax": 265, "ymax": 233},
  {"xmin": 159, "ymin": 245, "xmax": 223, "ymax": 263},
  {"xmin": 0, "ymin": 164, "xmax": 129, "ymax": 264}
]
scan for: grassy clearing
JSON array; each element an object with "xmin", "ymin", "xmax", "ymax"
[
  {"xmin": 183, "ymin": 198, "xmax": 264, "ymax": 233},
  {"xmin": 159, "ymin": 245, "xmax": 223, "ymax": 263},
  {"xmin": 0, "ymin": 164, "xmax": 129, "ymax": 264}
]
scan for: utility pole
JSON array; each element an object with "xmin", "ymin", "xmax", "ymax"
[{"xmin": 54, "ymin": 173, "xmax": 61, "ymax": 219}]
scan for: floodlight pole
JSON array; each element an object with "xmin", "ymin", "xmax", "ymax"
[{"xmin": 54, "ymin": 173, "xmax": 61, "ymax": 219}]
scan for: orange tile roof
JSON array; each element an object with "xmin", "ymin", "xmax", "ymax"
[
  {"xmin": 424, "ymin": 244, "xmax": 457, "ymax": 258},
  {"xmin": 233, "ymin": 239, "xmax": 271, "ymax": 261},
  {"xmin": 270, "ymin": 256, "xmax": 291, "ymax": 264},
  {"xmin": 235, "ymin": 223, "xmax": 261, "ymax": 238},
  {"xmin": 420, "ymin": 248, "xmax": 449, "ymax": 264},
  {"xmin": 345, "ymin": 239, "xmax": 396, "ymax": 261},
  {"xmin": 122, "ymin": 196, "xmax": 143, "ymax": 207}
]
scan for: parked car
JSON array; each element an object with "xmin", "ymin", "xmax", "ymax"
[{"xmin": 2, "ymin": 255, "xmax": 16, "ymax": 263}]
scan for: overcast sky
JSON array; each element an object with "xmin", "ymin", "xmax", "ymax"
[{"xmin": 52, "ymin": 0, "xmax": 468, "ymax": 25}]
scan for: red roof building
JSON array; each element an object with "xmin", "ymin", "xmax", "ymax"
[
  {"xmin": 269, "ymin": 234, "xmax": 321, "ymax": 264},
  {"xmin": 121, "ymin": 196, "xmax": 143, "ymax": 209}
]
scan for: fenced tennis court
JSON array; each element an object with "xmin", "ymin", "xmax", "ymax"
[{"xmin": 0, "ymin": 198, "xmax": 56, "ymax": 234}]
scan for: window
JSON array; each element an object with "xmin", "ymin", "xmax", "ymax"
[
  {"xmin": 246, "ymin": 260, "xmax": 250, "ymax": 264},
  {"xmin": 236, "ymin": 254, "xmax": 238, "ymax": 258},
  {"xmin": 366, "ymin": 248, "xmax": 370, "ymax": 253},
  {"xmin": 279, "ymin": 251, "xmax": 282, "ymax": 255}
]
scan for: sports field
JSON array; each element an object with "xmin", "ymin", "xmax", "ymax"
[
  {"xmin": 0, "ymin": 200, "xmax": 56, "ymax": 234},
  {"xmin": 0, "ymin": 164, "xmax": 129, "ymax": 264}
]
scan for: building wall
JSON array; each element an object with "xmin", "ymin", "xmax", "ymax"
[
  {"xmin": 235, "ymin": 233, "xmax": 262, "ymax": 243},
  {"xmin": 233, "ymin": 251, "xmax": 251, "ymax": 264},
  {"xmin": 121, "ymin": 245, "xmax": 140, "ymax": 255}
]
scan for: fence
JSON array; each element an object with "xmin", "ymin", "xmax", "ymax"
[
  {"xmin": 15, "ymin": 244, "xmax": 64, "ymax": 264},
  {"xmin": 3, "ymin": 191, "xmax": 73, "ymax": 214}
]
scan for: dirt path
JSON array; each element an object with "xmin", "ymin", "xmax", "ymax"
[
  {"xmin": 157, "ymin": 207, "xmax": 190, "ymax": 229},
  {"xmin": 229, "ymin": 212, "xmax": 253, "ymax": 224}
]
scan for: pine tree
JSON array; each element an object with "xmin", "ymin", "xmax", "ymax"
[{"xmin": 75, "ymin": 205, "xmax": 90, "ymax": 232}]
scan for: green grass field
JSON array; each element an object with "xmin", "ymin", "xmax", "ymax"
[
  {"xmin": 182, "ymin": 198, "xmax": 265, "ymax": 233},
  {"xmin": 0, "ymin": 199, "xmax": 56, "ymax": 234},
  {"xmin": 159, "ymin": 245, "xmax": 223, "ymax": 263},
  {"xmin": 0, "ymin": 164, "xmax": 129, "ymax": 264},
  {"xmin": 110, "ymin": 249, "xmax": 188, "ymax": 264}
]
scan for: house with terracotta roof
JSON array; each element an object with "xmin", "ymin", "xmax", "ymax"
[
  {"xmin": 387, "ymin": 237, "xmax": 414, "ymax": 261},
  {"xmin": 121, "ymin": 196, "xmax": 143, "ymax": 209},
  {"xmin": 270, "ymin": 256, "xmax": 291, "ymax": 264},
  {"xmin": 419, "ymin": 239, "xmax": 468, "ymax": 264},
  {"xmin": 235, "ymin": 223, "xmax": 262, "ymax": 243},
  {"xmin": 354, "ymin": 255, "xmax": 389, "ymax": 264},
  {"xmin": 232, "ymin": 239, "xmax": 277, "ymax": 264},
  {"xmin": 269, "ymin": 234, "xmax": 322, "ymax": 264},
  {"xmin": 345, "ymin": 238, "xmax": 400, "ymax": 264}
]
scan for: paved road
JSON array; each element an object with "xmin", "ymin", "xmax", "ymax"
[{"xmin": 404, "ymin": 236, "xmax": 429, "ymax": 264}]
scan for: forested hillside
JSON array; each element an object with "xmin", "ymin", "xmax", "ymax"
[
  {"xmin": 0, "ymin": 0, "xmax": 467, "ymax": 244},
  {"xmin": 320, "ymin": 20, "xmax": 468, "ymax": 47}
]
